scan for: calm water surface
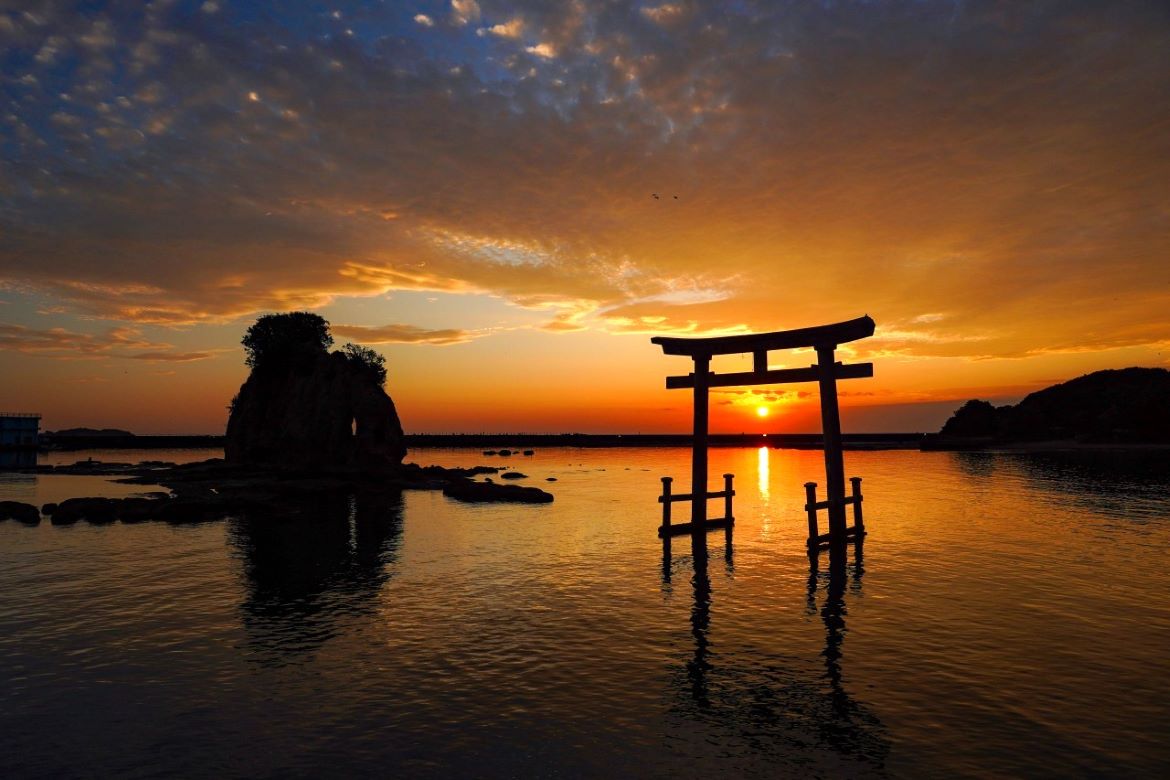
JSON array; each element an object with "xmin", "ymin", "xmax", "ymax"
[{"xmin": 2, "ymin": 447, "xmax": 1169, "ymax": 778}]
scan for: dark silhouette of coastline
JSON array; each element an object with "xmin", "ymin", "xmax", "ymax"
[
  {"xmin": 41, "ymin": 434, "xmax": 225, "ymax": 450},
  {"xmin": 924, "ymin": 367, "xmax": 1170, "ymax": 449},
  {"xmin": 39, "ymin": 432, "xmax": 925, "ymax": 451}
]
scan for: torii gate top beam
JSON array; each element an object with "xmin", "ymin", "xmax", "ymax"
[{"xmin": 650, "ymin": 315, "xmax": 875, "ymax": 357}]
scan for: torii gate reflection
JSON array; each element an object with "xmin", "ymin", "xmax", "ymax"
[{"xmin": 652, "ymin": 316, "xmax": 876, "ymax": 562}]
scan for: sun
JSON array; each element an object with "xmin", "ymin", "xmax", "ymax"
[{"xmin": 756, "ymin": 406, "xmax": 769, "ymax": 418}]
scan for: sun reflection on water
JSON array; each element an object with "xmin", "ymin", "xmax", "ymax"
[{"xmin": 757, "ymin": 445, "xmax": 770, "ymax": 503}]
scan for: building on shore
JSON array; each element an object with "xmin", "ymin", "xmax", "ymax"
[{"xmin": 0, "ymin": 413, "xmax": 41, "ymax": 449}]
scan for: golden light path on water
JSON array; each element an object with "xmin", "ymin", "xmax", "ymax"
[
  {"xmin": 757, "ymin": 445, "xmax": 770, "ymax": 503},
  {"xmin": 757, "ymin": 445, "xmax": 771, "ymax": 540}
]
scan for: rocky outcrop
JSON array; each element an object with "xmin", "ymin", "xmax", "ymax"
[
  {"xmin": 932, "ymin": 368, "xmax": 1170, "ymax": 445},
  {"xmin": 938, "ymin": 400, "xmax": 1000, "ymax": 438},
  {"xmin": 225, "ymin": 352, "xmax": 406, "ymax": 470}
]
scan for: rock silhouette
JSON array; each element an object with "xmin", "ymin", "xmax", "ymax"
[
  {"xmin": 227, "ymin": 351, "xmax": 406, "ymax": 470},
  {"xmin": 225, "ymin": 314, "xmax": 405, "ymax": 470},
  {"xmin": 0, "ymin": 501, "xmax": 40, "ymax": 525}
]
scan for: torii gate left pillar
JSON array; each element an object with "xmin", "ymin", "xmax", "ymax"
[
  {"xmin": 653, "ymin": 316, "xmax": 876, "ymax": 557},
  {"xmin": 690, "ymin": 354, "xmax": 711, "ymax": 557}
]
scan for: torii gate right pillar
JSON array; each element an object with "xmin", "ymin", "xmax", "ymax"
[
  {"xmin": 815, "ymin": 344, "xmax": 848, "ymax": 547},
  {"xmin": 691, "ymin": 354, "xmax": 710, "ymax": 562}
]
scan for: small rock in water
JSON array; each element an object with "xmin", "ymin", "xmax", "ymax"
[
  {"xmin": 522, "ymin": 450, "xmax": 534, "ymax": 456},
  {"xmin": 546, "ymin": 477, "xmax": 558, "ymax": 482},
  {"xmin": 501, "ymin": 471, "xmax": 527, "ymax": 480},
  {"xmin": 498, "ymin": 449, "xmax": 512, "ymax": 456},
  {"xmin": 41, "ymin": 502, "xmax": 58, "ymax": 516},
  {"xmin": 483, "ymin": 450, "xmax": 497, "ymax": 456},
  {"xmin": 442, "ymin": 480, "xmax": 553, "ymax": 504},
  {"xmin": 0, "ymin": 501, "xmax": 40, "ymax": 525},
  {"xmin": 461, "ymin": 466, "xmax": 500, "ymax": 476}
]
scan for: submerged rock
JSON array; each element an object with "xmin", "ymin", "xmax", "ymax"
[
  {"xmin": 0, "ymin": 501, "xmax": 40, "ymax": 525},
  {"xmin": 501, "ymin": 471, "xmax": 527, "ymax": 480},
  {"xmin": 442, "ymin": 480, "xmax": 553, "ymax": 504},
  {"xmin": 117, "ymin": 497, "xmax": 171, "ymax": 523},
  {"xmin": 49, "ymin": 497, "xmax": 118, "ymax": 524}
]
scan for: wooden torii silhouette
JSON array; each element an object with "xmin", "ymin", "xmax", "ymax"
[{"xmin": 652, "ymin": 315, "xmax": 876, "ymax": 557}]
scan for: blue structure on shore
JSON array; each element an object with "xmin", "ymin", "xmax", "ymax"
[{"xmin": 0, "ymin": 413, "xmax": 41, "ymax": 449}]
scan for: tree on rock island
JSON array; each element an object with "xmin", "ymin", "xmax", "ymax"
[
  {"xmin": 225, "ymin": 313, "xmax": 406, "ymax": 470},
  {"xmin": 242, "ymin": 311, "xmax": 334, "ymax": 372}
]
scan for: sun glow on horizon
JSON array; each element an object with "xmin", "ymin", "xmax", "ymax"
[{"xmin": 756, "ymin": 406, "xmax": 769, "ymax": 418}]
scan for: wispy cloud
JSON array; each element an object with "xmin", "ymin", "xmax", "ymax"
[
  {"xmin": 0, "ymin": 323, "xmax": 213, "ymax": 362},
  {"xmin": 332, "ymin": 323, "xmax": 480, "ymax": 346},
  {"xmin": 125, "ymin": 351, "xmax": 215, "ymax": 362}
]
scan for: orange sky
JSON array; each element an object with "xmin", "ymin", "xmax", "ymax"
[{"xmin": 2, "ymin": 2, "xmax": 1168, "ymax": 434}]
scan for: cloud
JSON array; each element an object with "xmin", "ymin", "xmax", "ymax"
[
  {"xmin": 450, "ymin": 0, "xmax": 481, "ymax": 26},
  {"xmin": 641, "ymin": 5, "xmax": 686, "ymax": 26},
  {"xmin": 0, "ymin": 323, "xmax": 155, "ymax": 355},
  {"xmin": 414, "ymin": 14, "xmax": 434, "ymax": 28},
  {"xmin": 0, "ymin": 322, "xmax": 211, "ymax": 361},
  {"xmin": 480, "ymin": 18, "xmax": 523, "ymax": 39},
  {"xmin": 331, "ymin": 323, "xmax": 480, "ymax": 346},
  {"xmin": 0, "ymin": 0, "xmax": 1167, "ymax": 364},
  {"xmin": 125, "ymin": 351, "xmax": 214, "ymax": 362},
  {"xmin": 525, "ymin": 42, "xmax": 556, "ymax": 58}
]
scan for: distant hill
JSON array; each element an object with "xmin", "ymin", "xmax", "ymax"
[
  {"xmin": 48, "ymin": 428, "xmax": 135, "ymax": 438},
  {"xmin": 935, "ymin": 368, "xmax": 1170, "ymax": 444}
]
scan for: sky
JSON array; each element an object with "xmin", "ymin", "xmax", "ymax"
[{"xmin": 1, "ymin": 0, "xmax": 1168, "ymax": 434}]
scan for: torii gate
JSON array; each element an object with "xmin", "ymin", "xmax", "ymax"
[{"xmin": 652, "ymin": 315, "xmax": 876, "ymax": 556}]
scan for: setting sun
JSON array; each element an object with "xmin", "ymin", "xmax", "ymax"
[{"xmin": 756, "ymin": 406, "xmax": 769, "ymax": 418}]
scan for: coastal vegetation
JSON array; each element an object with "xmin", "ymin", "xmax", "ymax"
[{"xmin": 931, "ymin": 368, "xmax": 1170, "ymax": 447}]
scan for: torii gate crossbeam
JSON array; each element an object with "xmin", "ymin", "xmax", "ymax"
[{"xmin": 652, "ymin": 315, "xmax": 876, "ymax": 557}]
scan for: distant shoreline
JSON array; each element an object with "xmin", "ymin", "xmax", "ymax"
[{"xmin": 35, "ymin": 432, "xmax": 926, "ymax": 451}]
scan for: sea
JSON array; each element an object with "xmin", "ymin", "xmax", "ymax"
[{"xmin": 2, "ymin": 446, "xmax": 1169, "ymax": 778}]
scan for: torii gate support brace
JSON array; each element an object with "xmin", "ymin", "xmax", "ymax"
[{"xmin": 652, "ymin": 315, "xmax": 876, "ymax": 557}]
